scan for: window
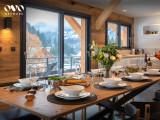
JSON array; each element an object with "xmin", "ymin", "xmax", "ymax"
[
  {"xmin": 106, "ymin": 20, "xmax": 131, "ymax": 48},
  {"xmin": 21, "ymin": 4, "xmax": 91, "ymax": 78}
]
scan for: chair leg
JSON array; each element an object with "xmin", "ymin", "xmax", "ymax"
[
  {"xmin": 123, "ymin": 94, "xmax": 125, "ymax": 107},
  {"xmin": 132, "ymin": 98, "xmax": 134, "ymax": 102},
  {"xmin": 98, "ymin": 105, "xmax": 101, "ymax": 111},
  {"xmin": 145, "ymin": 104, "xmax": 150, "ymax": 120},
  {"xmin": 136, "ymin": 109, "xmax": 140, "ymax": 120}
]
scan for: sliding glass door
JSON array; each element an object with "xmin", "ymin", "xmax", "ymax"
[
  {"xmin": 64, "ymin": 15, "xmax": 86, "ymax": 73},
  {"xmin": 21, "ymin": 5, "xmax": 90, "ymax": 78},
  {"xmin": 26, "ymin": 7, "xmax": 59, "ymax": 78}
]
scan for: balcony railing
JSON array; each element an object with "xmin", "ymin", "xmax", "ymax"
[{"xmin": 26, "ymin": 56, "xmax": 81, "ymax": 77}]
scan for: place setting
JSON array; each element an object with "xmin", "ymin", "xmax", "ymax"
[
  {"xmin": 122, "ymin": 72, "xmax": 152, "ymax": 82},
  {"xmin": 4, "ymin": 77, "xmax": 45, "ymax": 91},
  {"xmin": 47, "ymin": 85, "xmax": 97, "ymax": 105},
  {"xmin": 144, "ymin": 69, "xmax": 160, "ymax": 76},
  {"xmin": 93, "ymin": 77, "xmax": 131, "ymax": 90}
]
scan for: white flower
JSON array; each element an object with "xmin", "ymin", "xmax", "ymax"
[
  {"xmin": 90, "ymin": 45, "xmax": 94, "ymax": 49},
  {"xmin": 104, "ymin": 53, "xmax": 109, "ymax": 58},
  {"xmin": 116, "ymin": 54, "xmax": 122, "ymax": 60},
  {"xmin": 92, "ymin": 51, "xmax": 95, "ymax": 56},
  {"xmin": 110, "ymin": 56, "xmax": 116, "ymax": 60}
]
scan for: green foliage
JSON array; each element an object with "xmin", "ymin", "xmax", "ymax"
[
  {"xmin": 48, "ymin": 76, "xmax": 66, "ymax": 80},
  {"xmin": 91, "ymin": 42, "xmax": 122, "ymax": 69}
]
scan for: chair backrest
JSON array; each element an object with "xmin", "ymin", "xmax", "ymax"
[
  {"xmin": 124, "ymin": 103, "xmax": 140, "ymax": 120},
  {"xmin": 131, "ymin": 102, "xmax": 160, "ymax": 115},
  {"xmin": 40, "ymin": 62, "xmax": 57, "ymax": 78},
  {"xmin": 125, "ymin": 103, "xmax": 137, "ymax": 117}
]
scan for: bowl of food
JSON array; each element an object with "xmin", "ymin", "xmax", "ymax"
[
  {"xmin": 19, "ymin": 78, "xmax": 32, "ymax": 87},
  {"xmin": 129, "ymin": 72, "xmax": 143, "ymax": 79},
  {"xmin": 147, "ymin": 69, "xmax": 159, "ymax": 74},
  {"xmin": 48, "ymin": 76, "xmax": 67, "ymax": 86},
  {"xmin": 102, "ymin": 77, "xmax": 121, "ymax": 85},
  {"xmin": 126, "ymin": 66, "xmax": 138, "ymax": 73},
  {"xmin": 60, "ymin": 85, "xmax": 84, "ymax": 97}
]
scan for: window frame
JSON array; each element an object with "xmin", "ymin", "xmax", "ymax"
[
  {"xmin": 20, "ymin": 0, "xmax": 91, "ymax": 78},
  {"xmin": 105, "ymin": 19, "xmax": 132, "ymax": 49}
]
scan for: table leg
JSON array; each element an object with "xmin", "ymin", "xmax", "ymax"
[
  {"xmin": 81, "ymin": 109, "xmax": 84, "ymax": 120},
  {"xmin": 72, "ymin": 112, "xmax": 75, "ymax": 120},
  {"xmin": 84, "ymin": 108, "xmax": 86, "ymax": 120}
]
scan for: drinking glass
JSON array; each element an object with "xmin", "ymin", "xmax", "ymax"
[
  {"xmin": 91, "ymin": 69, "xmax": 99, "ymax": 84},
  {"xmin": 98, "ymin": 63, "xmax": 103, "ymax": 82},
  {"xmin": 53, "ymin": 80, "xmax": 59, "ymax": 91},
  {"xmin": 137, "ymin": 58, "xmax": 144, "ymax": 72}
]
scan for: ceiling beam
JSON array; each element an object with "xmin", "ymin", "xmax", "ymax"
[
  {"xmin": 64, "ymin": 16, "xmax": 81, "ymax": 38},
  {"xmin": 95, "ymin": 0, "xmax": 121, "ymax": 30}
]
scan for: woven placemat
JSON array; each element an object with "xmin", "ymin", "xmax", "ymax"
[
  {"xmin": 93, "ymin": 84, "xmax": 131, "ymax": 91},
  {"xmin": 5, "ymin": 84, "xmax": 48, "ymax": 91},
  {"xmin": 47, "ymin": 93, "xmax": 97, "ymax": 105},
  {"xmin": 144, "ymin": 74, "xmax": 160, "ymax": 77},
  {"xmin": 122, "ymin": 77, "xmax": 152, "ymax": 82}
]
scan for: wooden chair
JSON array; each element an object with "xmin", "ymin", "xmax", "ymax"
[
  {"xmin": 131, "ymin": 102, "xmax": 160, "ymax": 120},
  {"xmin": 97, "ymin": 102, "xmax": 139, "ymax": 120},
  {"xmin": 121, "ymin": 103, "xmax": 140, "ymax": 120}
]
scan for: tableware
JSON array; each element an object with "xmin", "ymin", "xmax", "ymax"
[
  {"xmin": 30, "ymin": 77, "xmax": 39, "ymax": 82},
  {"xmin": 128, "ymin": 72, "xmax": 143, "ymax": 79},
  {"xmin": 91, "ymin": 69, "xmax": 99, "ymax": 75},
  {"xmin": 28, "ymin": 88, "xmax": 37, "ymax": 95},
  {"xmin": 55, "ymin": 91, "xmax": 90, "ymax": 100},
  {"xmin": 60, "ymin": 85, "xmax": 84, "ymax": 97},
  {"xmin": 13, "ymin": 82, "xmax": 39, "ymax": 88},
  {"xmin": 147, "ymin": 69, "xmax": 159, "ymax": 74},
  {"xmin": 25, "ymin": 93, "xmax": 35, "ymax": 102},
  {"xmin": 19, "ymin": 78, "xmax": 32, "ymax": 87},
  {"xmin": 102, "ymin": 77, "xmax": 121, "ymax": 85},
  {"xmin": 111, "ymin": 66, "xmax": 123, "ymax": 72},
  {"xmin": 99, "ymin": 81, "xmax": 128, "ymax": 88},
  {"xmin": 144, "ymin": 72, "xmax": 160, "ymax": 76},
  {"xmin": 122, "ymin": 76, "xmax": 150, "ymax": 81}
]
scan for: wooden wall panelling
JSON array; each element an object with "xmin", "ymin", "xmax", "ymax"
[{"xmin": 0, "ymin": 0, "xmax": 134, "ymax": 81}]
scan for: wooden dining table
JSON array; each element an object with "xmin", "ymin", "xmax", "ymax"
[{"xmin": 0, "ymin": 76, "xmax": 159, "ymax": 120}]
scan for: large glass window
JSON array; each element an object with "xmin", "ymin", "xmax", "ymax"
[
  {"xmin": 24, "ymin": 6, "xmax": 89, "ymax": 78},
  {"xmin": 107, "ymin": 21, "xmax": 131, "ymax": 48}
]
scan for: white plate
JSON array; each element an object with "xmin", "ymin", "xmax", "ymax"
[
  {"xmin": 144, "ymin": 72, "xmax": 160, "ymax": 75},
  {"xmin": 123, "ymin": 76, "xmax": 150, "ymax": 81},
  {"xmin": 99, "ymin": 81, "xmax": 128, "ymax": 88},
  {"xmin": 13, "ymin": 82, "xmax": 38, "ymax": 88},
  {"xmin": 55, "ymin": 91, "xmax": 90, "ymax": 100}
]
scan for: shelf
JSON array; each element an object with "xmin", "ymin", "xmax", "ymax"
[{"xmin": 143, "ymin": 25, "xmax": 160, "ymax": 35}]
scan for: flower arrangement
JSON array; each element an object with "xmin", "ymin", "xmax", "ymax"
[{"xmin": 91, "ymin": 41, "xmax": 122, "ymax": 78}]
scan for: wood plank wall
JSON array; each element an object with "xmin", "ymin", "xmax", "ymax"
[
  {"xmin": 0, "ymin": 0, "xmax": 134, "ymax": 83},
  {"xmin": 0, "ymin": 0, "xmax": 20, "ymax": 84},
  {"xmin": 0, "ymin": 0, "xmax": 20, "ymax": 110}
]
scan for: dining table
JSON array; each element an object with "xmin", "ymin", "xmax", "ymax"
[{"xmin": 0, "ymin": 75, "xmax": 159, "ymax": 120}]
